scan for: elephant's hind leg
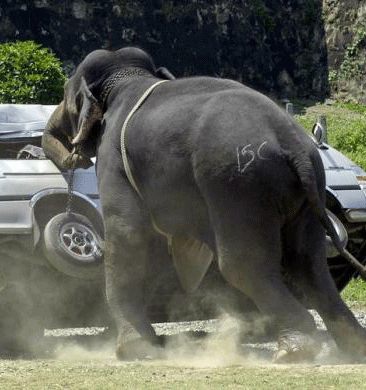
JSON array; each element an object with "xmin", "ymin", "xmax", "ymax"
[
  {"xmin": 205, "ymin": 197, "xmax": 320, "ymax": 361},
  {"xmin": 286, "ymin": 213, "xmax": 366, "ymax": 360}
]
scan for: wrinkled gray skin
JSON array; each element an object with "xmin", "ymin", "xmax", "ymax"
[{"xmin": 42, "ymin": 47, "xmax": 366, "ymax": 362}]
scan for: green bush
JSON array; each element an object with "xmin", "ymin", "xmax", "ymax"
[
  {"xmin": 295, "ymin": 101, "xmax": 366, "ymax": 170},
  {"xmin": 0, "ymin": 40, "xmax": 66, "ymax": 104},
  {"xmin": 328, "ymin": 117, "xmax": 366, "ymax": 168}
]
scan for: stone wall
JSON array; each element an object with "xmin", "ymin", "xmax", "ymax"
[
  {"xmin": 0, "ymin": 0, "xmax": 328, "ymax": 99},
  {"xmin": 323, "ymin": 0, "xmax": 366, "ymax": 103}
]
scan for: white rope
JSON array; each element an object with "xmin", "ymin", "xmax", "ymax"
[
  {"xmin": 120, "ymin": 80, "xmax": 167, "ymax": 199},
  {"xmin": 120, "ymin": 79, "xmax": 172, "ymax": 245}
]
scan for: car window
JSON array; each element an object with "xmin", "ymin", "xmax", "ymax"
[
  {"xmin": 0, "ymin": 104, "xmax": 56, "ymax": 160},
  {"xmin": 0, "ymin": 138, "xmax": 44, "ymax": 160}
]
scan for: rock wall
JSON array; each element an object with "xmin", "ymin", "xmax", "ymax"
[
  {"xmin": 323, "ymin": 0, "xmax": 366, "ymax": 103},
  {"xmin": 0, "ymin": 0, "xmax": 328, "ymax": 99}
]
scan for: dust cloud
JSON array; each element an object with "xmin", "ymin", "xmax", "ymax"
[
  {"xmin": 49, "ymin": 307, "xmax": 349, "ymax": 368},
  {"xmin": 163, "ymin": 314, "xmax": 272, "ymax": 368},
  {"xmin": 50, "ymin": 312, "xmax": 276, "ymax": 367},
  {"xmin": 54, "ymin": 341, "xmax": 116, "ymax": 362},
  {"xmin": 40, "ymin": 286, "xmax": 342, "ymax": 367}
]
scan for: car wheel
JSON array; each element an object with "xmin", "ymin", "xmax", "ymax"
[{"xmin": 43, "ymin": 212, "xmax": 103, "ymax": 280}]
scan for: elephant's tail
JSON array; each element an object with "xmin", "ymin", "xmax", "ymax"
[
  {"xmin": 286, "ymin": 133, "xmax": 366, "ymax": 280},
  {"xmin": 287, "ymin": 147, "xmax": 344, "ymax": 254}
]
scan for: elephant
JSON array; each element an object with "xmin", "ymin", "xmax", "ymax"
[{"xmin": 42, "ymin": 46, "xmax": 366, "ymax": 362}]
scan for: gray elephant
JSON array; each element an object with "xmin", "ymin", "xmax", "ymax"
[{"xmin": 42, "ymin": 46, "xmax": 366, "ymax": 362}]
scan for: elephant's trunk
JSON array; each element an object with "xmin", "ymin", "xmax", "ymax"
[
  {"xmin": 42, "ymin": 102, "xmax": 93, "ymax": 170},
  {"xmin": 42, "ymin": 102, "xmax": 72, "ymax": 170}
]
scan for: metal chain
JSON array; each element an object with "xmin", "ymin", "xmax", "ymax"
[{"xmin": 66, "ymin": 147, "xmax": 78, "ymax": 216}]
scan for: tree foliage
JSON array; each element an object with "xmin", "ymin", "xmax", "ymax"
[{"xmin": 0, "ymin": 41, "xmax": 66, "ymax": 104}]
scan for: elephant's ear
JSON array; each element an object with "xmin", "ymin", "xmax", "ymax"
[
  {"xmin": 156, "ymin": 67, "xmax": 176, "ymax": 80},
  {"xmin": 71, "ymin": 77, "xmax": 103, "ymax": 145}
]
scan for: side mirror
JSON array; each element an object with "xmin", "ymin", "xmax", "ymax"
[
  {"xmin": 312, "ymin": 115, "xmax": 328, "ymax": 145},
  {"xmin": 312, "ymin": 122, "xmax": 327, "ymax": 145}
]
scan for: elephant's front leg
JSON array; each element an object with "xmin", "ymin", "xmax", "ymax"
[{"xmin": 104, "ymin": 214, "xmax": 162, "ymax": 360}]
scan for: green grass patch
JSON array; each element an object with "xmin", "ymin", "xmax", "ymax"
[
  {"xmin": 335, "ymin": 101, "xmax": 366, "ymax": 114},
  {"xmin": 341, "ymin": 278, "xmax": 366, "ymax": 307},
  {"xmin": 1, "ymin": 360, "xmax": 366, "ymax": 389},
  {"xmin": 294, "ymin": 100, "xmax": 366, "ymax": 170}
]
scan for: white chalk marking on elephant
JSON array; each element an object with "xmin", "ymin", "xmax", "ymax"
[
  {"xmin": 237, "ymin": 141, "xmax": 270, "ymax": 174},
  {"xmin": 237, "ymin": 144, "xmax": 255, "ymax": 174},
  {"xmin": 257, "ymin": 141, "xmax": 270, "ymax": 160}
]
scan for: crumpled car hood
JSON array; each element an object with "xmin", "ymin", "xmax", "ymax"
[{"xmin": 317, "ymin": 143, "xmax": 366, "ymax": 209}]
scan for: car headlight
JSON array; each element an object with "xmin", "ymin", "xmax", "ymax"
[
  {"xmin": 356, "ymin": 175, "xmax": 366, "ymax": 190},
  {"xmin": 344, "ymin": 209, "xmax": 366, "ymax": 222},
  {"xmin": 345, "ymin": 176, "xmax": 366, "ymax": 222}
]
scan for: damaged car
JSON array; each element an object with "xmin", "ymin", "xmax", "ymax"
[
  {"xmin": 0, "ymin": 104, "xmax": 108, "ymax": 355},
  {"xmin": 313, "ymin": 121, "xmax": 366, "ymax": 291}
]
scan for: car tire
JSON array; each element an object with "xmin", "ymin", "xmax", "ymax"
[{"xmin": 43, "ymin": 212, "xmax": 103, "ymax": 280}]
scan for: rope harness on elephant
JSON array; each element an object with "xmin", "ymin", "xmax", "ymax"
[
  {"xmin": 118, "ymin": 79, "xmax": 217, "ymax": 292},
  {"xmin": 100, "ymin": 68, "xmax": 152, "ymax": 109},
  {"xmin": 120, "ymin": 79, "xmax": 172, "ymax": 242}
]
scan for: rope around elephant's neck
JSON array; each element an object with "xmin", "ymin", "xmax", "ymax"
[
  {"xmin": 120, "ymin": 79, "xmax": 172, "ymax": 245},
  {"xmin": 100, "ymin": 68, "xmax": 151, "ymax": 109},
  {"xmin": 120, "ymin": 80, "xmax": 168, "ymax": 199}
]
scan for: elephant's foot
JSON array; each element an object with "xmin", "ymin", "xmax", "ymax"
[
  {"xmin": 116, "ymin": 334, "xmax": 165, "ymax": 361},
  {"xmin": 274, "ymin": 331, "xmax": 321, "ymax": 363}
]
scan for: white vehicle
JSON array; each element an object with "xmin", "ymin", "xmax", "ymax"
[{"xmin": 0, "ymin": 105, "xmax": 108, "ymax": 356}]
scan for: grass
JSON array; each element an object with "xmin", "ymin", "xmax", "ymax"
[
  {"xmin": 294, "ymin": 99, "xmax": 366, "ymax": 170},
  {"xmin": 1, "ymin": 359, "xmax": 366, "ymax": 390},
  {"xmin": 341, "ymin": 278, "xmax": 366, "ymax": 308}
]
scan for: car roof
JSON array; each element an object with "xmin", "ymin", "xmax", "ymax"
[{"xmin": 0, "ymin": 104, "xmax": 57, "ymax": 139}]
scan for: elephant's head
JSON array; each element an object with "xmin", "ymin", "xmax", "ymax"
[{"xmin": 42, "ymin": 47, "xmax": 175, "ymax": 170}]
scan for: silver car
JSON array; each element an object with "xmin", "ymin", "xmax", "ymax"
[
  {"xmin": 313, "ymin": 122, "xmax": 366, "ymax": 291},
  {"xmin": 0, "ymin": 105, "xmax": 109, "ymax": 356}
]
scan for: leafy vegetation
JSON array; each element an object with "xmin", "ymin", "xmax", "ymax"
[
  {"xmin": 295, "ymin": 100, "xmax": 366, "ymax": 170},
  {"xmin": 341, "ymin": 278, "xmax": 366, "ymax": 305},
  {"xmin": 339, "ymin": 25, "xmax": 366, "ymax": 80},
  {"xmin": 328, "ymin": 24, "xmax": 366, "ymax": 101},
  {"xmin": 0, "ymin": 40, "xmax": 66, "ymax": 104}
]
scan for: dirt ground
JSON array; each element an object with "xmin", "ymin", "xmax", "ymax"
[
  {"xmin": 1, "ymin": 315, "xmax": 366, "ymax": 390},
  {"xmin": 1, "ymin": 343, "xmax": 366, "ymax": 389}
]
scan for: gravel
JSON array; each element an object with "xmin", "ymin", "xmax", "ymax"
[
  {"xmin": 45, "ymin": 309, "xmax": 366, "ymax": 337},
  {"xmin": 44, "ymin": 309, "xmax": 366, "ymax": 359}
]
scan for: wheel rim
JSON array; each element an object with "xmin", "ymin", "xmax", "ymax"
[{"xmin": 59, "ymin": 221, "xmax": 101, "ymax": 262}]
